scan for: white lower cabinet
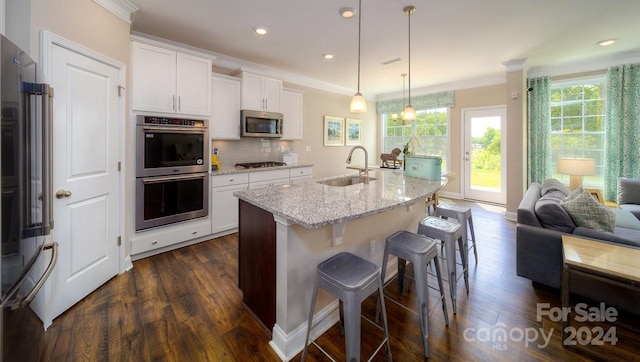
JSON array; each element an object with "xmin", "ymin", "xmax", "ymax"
[
  {"xmin": 211, "ymin": 173, "xmax": 249, "ymax": 234},
  {"xmin": 131, "ymin": 217, "xmax": 212, "ymax": 256},
  {"xmin": 249, "ymin": 169, "xmax": 290, "ymax": 189},
  {"xmin": 289, "ymin": 166, "xmax": 313, "ymax": 182}
]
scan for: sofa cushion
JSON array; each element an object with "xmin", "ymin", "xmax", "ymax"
[
  {"xmin": 619, "ymin": 204, "xmax": 640, "ymax": 220},
  {"xmin": 618, "ymin": 177, "xmax": 640, "ymax": 205},
  {"xmin": 541, "ymin": 178, "xmax": 570, "ymax": 197},
  {"xmin": 561, "ymin": 188, "xmax": 616, "ymax": 233},
  {"xmin": 534, "ymin": 190, "xmax": 576, "ymax": 233},
  {"xmin": 613, "ymin": 208, "xmax": 640, "ymax": 230}
]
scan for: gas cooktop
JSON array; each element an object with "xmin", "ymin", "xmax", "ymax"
[{"xmin": 235, "ymin": 161, "xmax": 287, "ymax": 169}]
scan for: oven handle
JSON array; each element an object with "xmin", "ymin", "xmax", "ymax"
[
  {"xmin": 139, "ymin": 125, "xmax": 208, "ymax": 134},
  {"xmin": 141, "ymin": 173, "xmax": 207, "ymax": 183}
]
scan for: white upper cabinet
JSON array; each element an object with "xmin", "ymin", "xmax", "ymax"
[
  {"xmin": 238, "ymin": 71, "xmax": 282, "ymax": 112},
  {"xmin": 211, "ymin": 74, "xmax": 241, "ymax": 140},
  {"xmin": 281, "ymin": 89, "xmax": 303, "ymax": 140},
  {"xmin": 132, "ymin": 41, "xmax": 212, "ymax": 116}
]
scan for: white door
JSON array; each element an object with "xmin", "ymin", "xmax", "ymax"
[
  {"xmin": 463, "ymin": 107, "xmax": 507, "ymax": 204},
  {"xmin": 49, "ymin": 42, "xmax": 121, "ymax": 318}
]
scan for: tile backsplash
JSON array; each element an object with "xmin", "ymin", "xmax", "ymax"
[{"xmin": 211, "ymin": 139, "xmax": 293, "ymax": 166}]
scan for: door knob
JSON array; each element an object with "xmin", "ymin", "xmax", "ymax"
[{"xmin": 56, "ymin": 190, "xmax": 72, "ymax": 199}]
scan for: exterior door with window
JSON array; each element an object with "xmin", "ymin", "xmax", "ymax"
[{"xmin": 463, "ymin": 107, "xmax": 506, "ymax": 204}]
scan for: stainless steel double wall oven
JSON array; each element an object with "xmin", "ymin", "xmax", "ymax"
[{"xmin": 135, "ymin": 115, "xmax": 209, "ymax": 231}]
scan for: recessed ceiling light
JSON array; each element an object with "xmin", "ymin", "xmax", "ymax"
[
  {"xmin": 254, "ymin": 27, "xmax": 268, "ymax": 35},
  {"xmin": 323, "ymin": 54, "xmax": 334, "ymax": 60},
  {"xmin": 339, "ymin": 7, "xmax": 355, "ymax": 19},
  {"xmin": 597, "ymin": 39, "xmax": 616, "ymax": 47}
]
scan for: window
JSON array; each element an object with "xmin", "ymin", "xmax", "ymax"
[
  {"xmin": 382, "ymin": 107, "xmax": 449, "ymax": 170},
  {"xmin": 550, "ymin": 76, "xmax": 606, "ymax": 189}
]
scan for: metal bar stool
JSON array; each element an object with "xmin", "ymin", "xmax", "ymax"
[
  {"xmin": 435, "ymin": 202, "xmax": 478, "ymax": 262},
  {"xmin": 417, "ymin": 216, "xmax": 469, "ymax": 314},
  {"xmin": 377, "ymin": 231, "xmax": 449, "ymax": 358},
  {"xmin": 302, "ymin": 252, "xmax": 392, "ymax": 362}
]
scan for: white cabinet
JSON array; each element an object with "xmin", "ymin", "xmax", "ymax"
[
  {"xmin": 249, "ymin": 169, "xmax": 290, "ymax": 189},
  {"xmin": 131, "ymin": 217, "xmax": 212, "ymax": 256},
  {"xmin": 289, "ymin": 166, "xmax": 313, "ymax": 182},
  {"xmin": 211, "ymin": 173, "xmax": 249, "ymax": 234},
  {"xmin": 238, "ymin": 71, "xmax": 282, "ymax": 112},
  {"xmin": 282, "ymin": 89, "xmax": 303, "ymax": 140},
  {"xmin": 211, "ymin": 74, "xmax": 241, "ymax": 139},
  {"xmin": 211, "ymin": 167, "xmax": 313, "ymax": 234},
  {"xmin": 131, "ymin": 41, "xmax": 212, "ymax": 116}
]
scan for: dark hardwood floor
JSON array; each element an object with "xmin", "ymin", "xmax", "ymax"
[{"xmin": 6, "ymin": 201, "xmax": 640, "ymax": 361}]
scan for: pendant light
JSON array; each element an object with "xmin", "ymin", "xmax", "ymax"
[
  {"xmin": 402, "ymin": 6, "xmax": 416, "ymax": 122},
  {"xmin": 349, "ymin": 0, "xmax": 367, "ymax": 113}
]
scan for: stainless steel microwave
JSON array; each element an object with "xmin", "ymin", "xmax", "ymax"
[{"xmin": 241, "ymin": 109, "xmax": 283, "ymax": 138}]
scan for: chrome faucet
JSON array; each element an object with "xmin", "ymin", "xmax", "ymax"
[{"xmin": 346, "ymin": 145, "xmax": 369, "ymax": 183}]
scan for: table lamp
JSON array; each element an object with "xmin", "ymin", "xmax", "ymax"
[{"xmin": 557, "ymin": 158, "xmax": 595, "ymax": 190}]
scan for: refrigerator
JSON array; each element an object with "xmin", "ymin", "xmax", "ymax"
[{"xmin": 0, "ymin": 34, "xmax": 58, "ymax": 359}]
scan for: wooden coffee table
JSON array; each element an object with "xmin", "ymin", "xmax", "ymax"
[{"xmin": 561, "ymin": 235, "xmax": 640, "ymax": 342}]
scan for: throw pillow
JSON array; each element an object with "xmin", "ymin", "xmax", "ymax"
[
  {"xmin": 617, "ymin": 177, "xmax": 640, "ymax": 205},
  {"xmin": 534, "ymin": 190, "xmax": 577, "ymax": 233},
  {"xmin": 561, "ymin": 188, "xmax": 616, "ymax": 233},
  {"xmin": 541, "ymin": 179, "xmax": 571, "ymax": 197}
]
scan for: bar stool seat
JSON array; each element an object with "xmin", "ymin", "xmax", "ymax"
[
  {"xmin": 417, "ymin": 216, "xmax": 469, "ymax": 314},
  {"xmin": 379, "ymin": 230, "xmax": 449, "ymax": 358},
  {"xmin": 435, "ymin": 202, "xmax": 478, "ymax": 262},
  {"xmin": 302, "ymin": 252, "xmax": 391, "ymax": 362}
]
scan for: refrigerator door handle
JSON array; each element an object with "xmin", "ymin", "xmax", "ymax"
[
  {"xmin": 16, "ymin": 242, "xmax": 58, "ymax": 309},
  {"xmin": 40, "ymin": 84, "xmax": 54, "ymax": 235}
]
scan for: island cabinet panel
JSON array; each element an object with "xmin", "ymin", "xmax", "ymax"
[{"xmin": 238, "ymin": 199, "xmax": 276, "ymax": 331}]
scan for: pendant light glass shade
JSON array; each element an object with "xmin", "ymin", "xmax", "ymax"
[
  {"xmin": 350, "ymin": 0, "xmax": 366, "ymax": 113},
  {"xmin": 403, "ymin": 6, "xmax": 416, "ymax": 122},
  {"xmin": 402, "ymin": 104, "xmax": 416, "ymax": 121},
  {"xmin": 350, "ymin": 92, "xmax": 367, "ymax": 113}
]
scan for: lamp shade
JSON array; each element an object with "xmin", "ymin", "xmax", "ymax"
[
  {"xmin": 349, "ymin": 92, "xmax": 367, "ymax": 113},
  {"xmin": 557, "ymin": 158, "xmax": 596, "ymax": 176}
]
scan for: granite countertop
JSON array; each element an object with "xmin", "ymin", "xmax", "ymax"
[
  {"xmin": 234, "ymin": 169, "xmax": 445, "ymax": 228},
  {"xmin": 211, "ymin": 163, "xmax": 314, "ymax": 176}
]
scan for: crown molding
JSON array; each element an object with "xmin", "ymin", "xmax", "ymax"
[
  {"xmin": 502, "ymin": 58, "xmax": 527, "ymax": 72},
  {"xmin": 92, "ymin": 0, "xmax": 137, "ymax": 24},
  {"xmin": 527, "ymin": 50, "xmax": 640, "ymax": 78}
]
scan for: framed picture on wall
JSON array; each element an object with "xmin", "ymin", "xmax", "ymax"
[
  {"xmin": 323, "ymin": 116, "xmax": 344, "ymax": 146},
  {"xmin": 345, "ymin": 118, "xmax": 361, "ymax": 146}
]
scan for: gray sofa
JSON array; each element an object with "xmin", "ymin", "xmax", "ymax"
[{"xmin": 516, "ymin": 179, "xmax": 640, "ymax": 314}]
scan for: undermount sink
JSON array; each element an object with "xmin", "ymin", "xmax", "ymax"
[{"xmin": 316, "ymin": 175, "xmax": 376, "ymax": 187}]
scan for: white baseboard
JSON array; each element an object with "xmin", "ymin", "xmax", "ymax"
[{"xmin": 504, "ymin": 211, "xmax": 517, "ymax": 222}]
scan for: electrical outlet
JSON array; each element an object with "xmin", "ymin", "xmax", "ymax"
[
  {"xmin": 305, "ymin": 145, "xmax": 311, "ymax": 152},
  {"xmin": 369, "ymin": 240, "xmax": 375, "ymax": 256}
]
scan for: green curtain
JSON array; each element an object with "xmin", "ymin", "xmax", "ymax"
[
  {"xmin": 605, "ymin": 63, "xmax": 640, "ymax": 201},
  {"xmin": 527, "ymin": 77, "xmax": 551, "ymax": 184}
]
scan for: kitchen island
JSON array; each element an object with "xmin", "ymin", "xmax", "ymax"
[{"xmin": 233, "ymin": 169, "xmax": 444, "ymax": 361}]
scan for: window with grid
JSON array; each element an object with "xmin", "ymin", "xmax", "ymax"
[
  {"xmin": 550, "ymin": 76, "xmax": 606, "ymax": 189},
  {"xmin": 382, "ymin": 107, "xmax": 449, "ymax": 171}
]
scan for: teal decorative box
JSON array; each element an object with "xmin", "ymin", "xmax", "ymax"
[{"xmin": 404, "ymin": 155, "xmax": 442, "ymax": 180}]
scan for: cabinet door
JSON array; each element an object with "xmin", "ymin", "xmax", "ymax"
[
  {"xmin": 176, "ymin": 53, "xmax": 212, "ymax": 116},
  {"xmin": 131, "ymin": 42, "xmax": 176, "ymax": 113},
  {"xmin": 240, "ymin": 72, "xmax": 265, "ymax": 110},
  {"xmin": 263, "ymin": 77, "xmax": 283, "ymax": 112},
  {"xmin": 211, "ymin": 75, "xmax": 241, "ymax": 139},
  {"xmin": 281, "ymin": 90, "xmax": 303, "ymax": 140},
  {"xmin": 212, "ymin": 183, "xmax": 247, "ymax": 233}
]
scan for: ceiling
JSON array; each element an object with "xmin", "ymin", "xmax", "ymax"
[{"xmin": 128, "ymin": 0, "xmax": 640, "ymax": 98}]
